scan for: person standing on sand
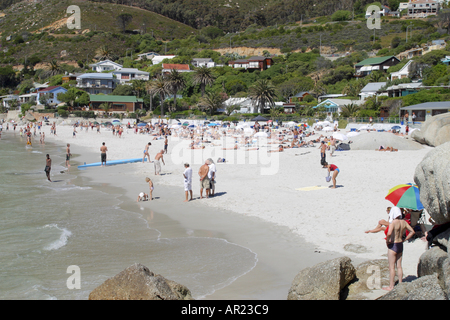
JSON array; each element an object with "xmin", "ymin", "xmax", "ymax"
[
  {"xmin": 326, "ymin": 163, "xmax": 339, "ymax": 189},
  {"xmin": 154, "ymin": 150, "xmax": 165, "ymax": 175},
  {"xmin": 183, "ymin": 163, "xmax": 193, "ymax": 202},
  {"xmin": 329, "ymin": 137, "xmax": 336, "ymax": 157},
  {"xmin": 207, "ymin": 158, "xmax": 216, "ymax": 197},
  {"xmin": 45, "ymin": 154, "xmax": 52, "ymax": 182},
  {"xmin": 383, "ymin": 216, "xmax": 415, "ymax": 291},
  {"xmin": 66, "ymin": 143, "xmax": 72, "ymax": 170},
  {"xmin": 143, "ymin": 142, "xmax": 152, "ymax": 163},
  {"xmin": 198, "ymin": 160, "xmax": 210, "ymax": 199},
  {"xmin": 164, "ymin": 135, "xmax": 168, "ymax": 154},
  {"xmin": 319, "ymin": 141, "xmax": 328, "ymax": 167},
  {"xmin": 100, "ymin": 142, "xmax": 108, "ymax": 167},
  {"xmin": 145, "ymin": 177, "xmax": 154, "ymax": 200}
]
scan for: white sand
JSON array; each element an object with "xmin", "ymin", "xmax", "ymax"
[{"xmin": 38, "ymin": 120, "xmax": 432, "ymax": 281}]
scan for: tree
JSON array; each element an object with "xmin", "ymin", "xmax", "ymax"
[
  {"xmin": 199, "ymin": 91, "xmax": 223, "ymax": 115},
  {"xmin": 146, "ymin": 76, "xmax": 170, "ymax": 116},
  {"xmin": 117, "ymin": 13, "xmax": 133, "ymax": 33},
  {"xmin": 165, "ymin": 69, "xmax": 186, "ymax": 111},
  {"xmin": 340, "ymin": 103, "xmax": 361, "ymax": 117},
  {"xmin": 42, "ymin": 60, "xmax": 62, "ymax": 79},
  {"xmin": 248, "ymin": 79, "xmax": 276, "ymax": 113},
  {"xmin": 95, "ymin": 45, "xmax": 114, "ymax": 61},
  {"xmin": 192, "ymin": 66, "xmax": 215, "ymax": 97}
]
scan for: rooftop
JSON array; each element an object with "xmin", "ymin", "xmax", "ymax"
[{"xmin": 355, "ymin": 56, "xmax": 398, "ymax": 67}]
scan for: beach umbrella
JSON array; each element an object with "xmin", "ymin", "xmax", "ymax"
[
  {"xmin": 188, "ymin": 124, "xmax": 195, "ymax": 128},
  {"xmin": 208, "ymin": 123, "xmax": 218, "ymax": 127},
  {"xmin": 346, "ymin": 131, "xmax": 359, "ymax": 138},
  {"xmin": 332, "ymin": 132, "xmax": 348, "ymax": 141},
  {"xmin": 254, "ymin": 132, "xmax": 269, "ymax": 137},
  {"xmin": 137, "ymin": 122, "xmax": 147, "ymax": 127},
  {"xmin": 385, "ymin": 183, "xmax": 424, "ymax": 210}
]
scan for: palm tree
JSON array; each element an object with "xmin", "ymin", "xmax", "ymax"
[
  {"xmin": 42, "ymin": 59, "xmax": 62, "ymax": 78},
  {"xmin": 340, "ymin": 103, "xmax": 361, "ymax": 117},
  {"xmin": 192, "ymin": 66, "xmax": 215, "ymax": 97},
  {"xmin": 131, "ymin": 80, "xmax": 146, "ymax": 98},
  {"xmin": 248, "ymin": 79, "xmax": 276, "ymax": 113},
  {"xmin": 100, "ymin": 103, "xmax": 111, "ymax": 117},
  {"xmin": 165, "ymin": 69, "xmax": 186, "ymax": 111},
  {"xmin": 146, "ymin": 76, "xmax": 170, "ymax": 116},
  {"xmin": 199, "ymin": 91, "xmax": 223, "ymax": 116},
  {"xmin": 95, "ymin": 45, "xmax": 113, "ymax": 61}
]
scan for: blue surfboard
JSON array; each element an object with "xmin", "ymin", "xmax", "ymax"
[{"xmin": 78, "ymin": 158, "xmax": 147, "ymax": 168}]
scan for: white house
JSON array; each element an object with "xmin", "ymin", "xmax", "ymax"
[
  {"xmin": 0, "ymin": 94, "xmax": 19, "ymax": 109},
  {"xmin": 89, "ymin": 60, "xmax": 123, "ymax": 72},
  {"xmin": 151, "ymin": 55, "xmax": 176, "ymax": 65},
  {"xmin": 223, "ymin": 97, "xmax": 254, "ymax": 114},
  {"xmin": 390, "ymin": 60, "xmax": 413, "ymax": 81},
  {"xmin": 137, "ymin": 52, "xmax": 160, "ymax": 61},
  {"xmin": 359, "ymin": 82, "xmax": 386, "ymax": 100},
  {"xmin": 191, "ymin": 58, "xmax": 216, "ymax": 68},
  {"xmin": 112, "ymin": 68, "xmax": 150, "ymax": 84}
]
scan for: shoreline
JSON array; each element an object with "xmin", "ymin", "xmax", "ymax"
[
  {"xmin": 5, "ymin": 121, "xmax": 433, "ymax": 299},
  {"xmin": 73, "ymin": 146, "xmax": 346, "ymax": 299}
]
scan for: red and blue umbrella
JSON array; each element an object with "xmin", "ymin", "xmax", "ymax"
[{"xmin": 385, "ymin": 183, "xmax": 424, "ymax": 210}]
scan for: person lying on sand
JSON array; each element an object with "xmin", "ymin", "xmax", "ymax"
[
  {"xmin": 376, "ymin": 146, "xmax": 398, "ymax": 152},
  {"xmin": 268, "ymin": 145, "xmax": 284, "ymax": 152}
]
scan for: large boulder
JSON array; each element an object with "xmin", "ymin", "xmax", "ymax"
[
  {"xmin": 414, "ymin": 142, "xmax": 450, "ymax": 225},
  {"xmin": 346, "ymin": 259, "xmax": 391, "ymax": 300},
  {"xmin": 411, "ymin": 112, "xmax": 450, "ymax": 147},
  {"xmin": 378, "ymin": 274, "xmax": 447, "ymax": 300},
  {"xmin": 417, "ymin": 246, "xmax": 449, "ymax": 291},
  {"xmin": 287, "ymin": 256, "xmax": 356, "ymax": 300},
  {"xmin": 89, "ymin": 263, "xmax": 193, "ymax": 300}
]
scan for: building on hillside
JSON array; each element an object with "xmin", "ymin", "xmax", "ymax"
[
  {"xmin": 112, "ymin": 68, "xmax": 150, "ymax": 85},
  {"xmin": 390, "ymin": 60, "xmax": 413, "ymax": 80},
  {"xmin": 222, "ymin": 97, "xmax": 254, "ymax": 114},
  {"xmin": 76, "ymin": 73, "xmax": 116, "ymax": 95},
  {"xmin": 407, "ymin": 0, "xmax": 440, "ymax": 18},
  {"xmin": 228, "ymin": 56, "xmax": 273, "ymax": 71},
  {"xmin": 191, "ymin": 58, "xmax": 216, "ymax": 68},
  {"xmin": 0, "ymin": 94, "xmax": 19, "ymax": 109},
  {"xmin": 151, "ymin": 55, "xmax": 176, "ymax": 65},
  {"xmin": 354, "ymin": 56, "xmax": 400, "ymax": 77},
  {"xmin": 88, "ymin": 94, "xmax": 143, "ymax": 114},
  {"xmin": 36, "ymin": 86, "xmax": 68, "ymax": 106},
  {"xmin": 161, "ymin": 63, "xmax": 192, "ymax": 74},
  {"xmin": 385, "ymin": 82, "xmax": 423, "ymax": 97},
  {"xmin": 89, "ymin": 60, "xmax": 123, "ymax": 72},
  {"xmin": 18, "ymin": 93, "xmax": 38, "ymax": 105},
  {"xmin": 137, "ymin": 52, "xmax": 160, "ymax": 61},
  {"xmin": 62, "ymin": 73, "xmax": 83, "ymax": 84},
  {"xmin": 359, "ymin": 82, "xmax": 387, "ymax": 100}
]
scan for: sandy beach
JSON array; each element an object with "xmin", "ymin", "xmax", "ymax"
[{"xmin": 19, "ymin": 119, "xmax": 433, "ymax": 298}]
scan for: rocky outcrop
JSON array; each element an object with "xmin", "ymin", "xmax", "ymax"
[
  {"xmin": 287, "ymin": 256, "xmax": 355, "ymax": 300},
  {"xmin": 414, "ymin": 141, "xmax": 450, "ymax": 225},
  {"xmin": 89, "ymin": 263, "xmax": 193, "ymax": 300},
  {"xmin": 411, "ymin": 113, "xmax": 450, "ymax": 147},
  {"xmin": 378, "ymin": 274, "xmax": 447, "ymax": 300}
]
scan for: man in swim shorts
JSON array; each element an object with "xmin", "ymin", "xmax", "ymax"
[
  {"xmin": 100, "ymin": 142, "xmax": 108, "ymax": 167},
  {"xmin": 45, "ymin": 154, "xmax": 52, "ymax": 182},
  {"xmin": 154, "ymin": 150, "xmax": 165, "ymax": 175},
  {"xmin": 198, "ymin": 160, "xmax": 210, "ymax": 199},
  {"xmin": 66, "ymin": 143, "xmax": 72, "ymax": 170}
]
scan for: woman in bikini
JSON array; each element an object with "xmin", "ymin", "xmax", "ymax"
[{"xmin": 384, "ymin": 216, "xmax": 415, "ymax": 291}]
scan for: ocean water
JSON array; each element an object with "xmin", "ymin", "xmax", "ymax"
[{"xmin": 0, "ymin": 132, "xmax": 258, "ymax": 299}]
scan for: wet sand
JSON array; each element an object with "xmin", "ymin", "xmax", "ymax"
[{"xmin": 74, "ymin": 149, "xmax": 349, "ymax": 299}]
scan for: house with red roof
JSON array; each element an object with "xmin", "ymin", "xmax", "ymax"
[
  {"xmin": 228, "ymin": 56, "xmax": 273, "ymax": 71},
  {"xmin": 161, "ymin": 63, "xmax": 192, "ymax": 74},
  {"xmin": 36, "ymin": 86, "xmax": 68, "ymax": 106}
]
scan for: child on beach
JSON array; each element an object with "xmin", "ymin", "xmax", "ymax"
[
  {"xmin": 145, "ymin": 177, "xmax": 154, "ymax": 201},
  {"xmin": 137, "ymin": 192, "xmax": 148, "ymax": 202}
]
